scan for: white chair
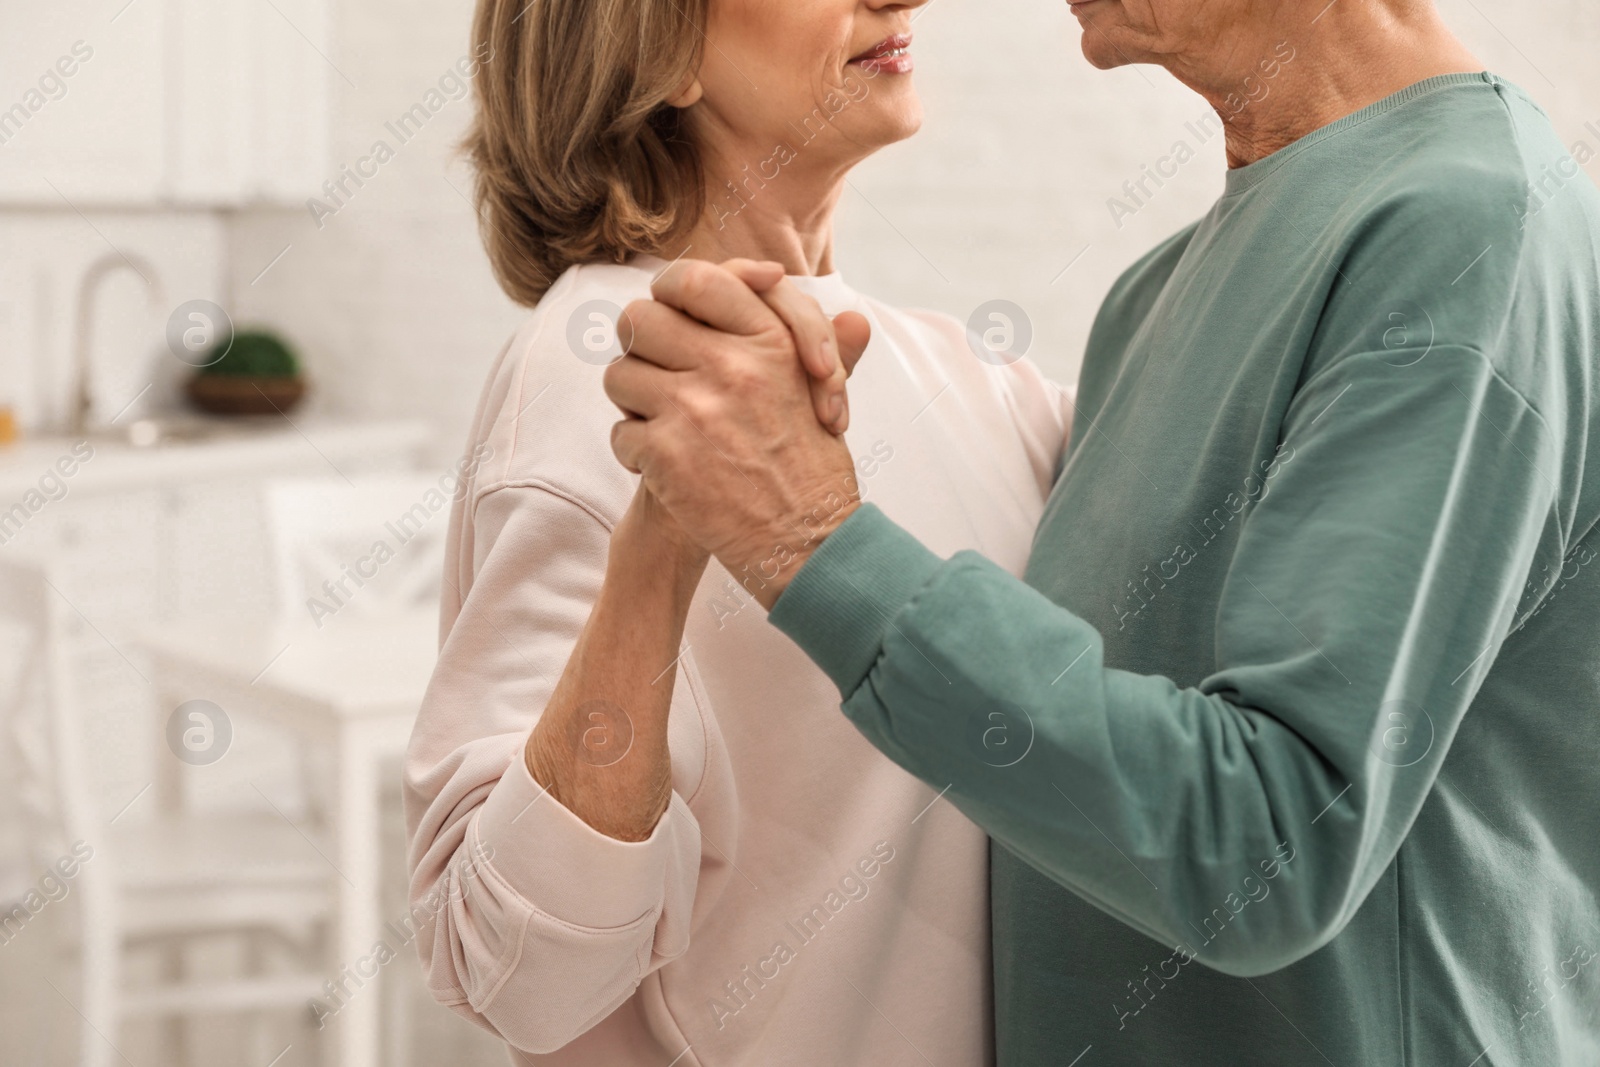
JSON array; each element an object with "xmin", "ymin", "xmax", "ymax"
[
  {"xmin": 125, "ymin": 475, "xmax": 447, "ymax": 1067},
  {"xmin": 263, "ymin": 475, "xmax": 452, "ymax": 629},
  {"xmin": 0, "ymin": 553, "xmax": 333, "ymax": 1067},
  {"xmin": 259, "ymin": 475, "xmax": 450, "ymax": 1067}
]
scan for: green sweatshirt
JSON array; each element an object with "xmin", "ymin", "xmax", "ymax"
[{"xmin": 771, "ymin": 73, "xmax": 1600, "ymax": 1065}]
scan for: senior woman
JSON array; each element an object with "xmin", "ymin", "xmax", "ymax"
[{"xmin": 402, "ymin": 0, "xmax": 1070, "ymax": 1063}]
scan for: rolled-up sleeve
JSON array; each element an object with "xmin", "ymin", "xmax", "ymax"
[{"xmin": 404, "ymin": 484, "xmax": 703, "ymax": 1054}]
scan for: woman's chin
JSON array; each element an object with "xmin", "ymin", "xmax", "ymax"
[
  {"xmin": 892, "ymin": 114, "xmax": 925, "ymax": 147},
  {"xmin": 854, "ymin": 106, "xmax": 925, "ymax": 150}
]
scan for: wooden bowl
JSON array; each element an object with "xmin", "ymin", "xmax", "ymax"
[{"xmin": 187, "ymin": 375, "xmax": 307, "ymax": 416}]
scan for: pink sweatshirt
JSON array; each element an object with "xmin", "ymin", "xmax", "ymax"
[{"xmin": 404, "ymin": 257, "xmax": 1071, "ymax": 1066}]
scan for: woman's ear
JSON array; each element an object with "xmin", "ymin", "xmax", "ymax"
[{"xmin": 667, "ymin": 70, "xmax": 704, "ymax": 108}]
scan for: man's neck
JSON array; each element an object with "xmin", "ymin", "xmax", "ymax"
[{"xmin": 1167, "ymin": 3, "xmax": 1483, "ymax": 168}]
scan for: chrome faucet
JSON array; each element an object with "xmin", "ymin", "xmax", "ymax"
[{"xmin": 71, "ymin": 252, "xmax": 164, "ymax": 436}]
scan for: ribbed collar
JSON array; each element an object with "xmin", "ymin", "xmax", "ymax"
[{"xmin": 1222, "ymin": 71, "xmax": 1503, "ymax": 198}]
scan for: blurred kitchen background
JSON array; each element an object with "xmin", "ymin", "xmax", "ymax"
[{"xmin": 1, "ymin": 0, "xmax": 1596, "ymax": 1064}]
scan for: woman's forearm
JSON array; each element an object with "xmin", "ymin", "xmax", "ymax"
[{"xmin": 525, "ymin": 492, "xmax": 707, "ymax": 842}]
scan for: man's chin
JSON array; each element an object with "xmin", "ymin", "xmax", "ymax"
[{"xmin": 1079, "ymin": 32, "xmax": 1132, "ymax": 70}]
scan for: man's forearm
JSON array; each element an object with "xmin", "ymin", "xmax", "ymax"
[
  {"xmin": 733, "ymin": 495, "xmax": 859, "ymax": 611},
  {"xmin": 769, "ymin": 507, "xmax": 1351, "ymax": 971}
]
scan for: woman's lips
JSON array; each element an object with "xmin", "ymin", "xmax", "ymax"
[{"xmin": 848, "ymin": 33, "xmax": 913, "ymax": 75}]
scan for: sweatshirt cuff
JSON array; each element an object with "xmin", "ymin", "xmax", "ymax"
[
  {"xmin": 472, "ymin": 750, "xmax": 685, "ymax": 930},
  {"xmin": 768, "ymin": 503, "xmax": 944, "ymax": 696}
]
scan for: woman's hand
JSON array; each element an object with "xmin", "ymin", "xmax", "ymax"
[
  {"xmin": 617, "ymin": 482, "xmax": 710, "ymax": 573},
  {"xmin": 715, "ymin": 258, "xmax": 872, "ymax": 436}
]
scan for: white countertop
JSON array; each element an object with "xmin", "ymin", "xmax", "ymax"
[{"xmin": 0, "ymin": 418, "xmax": 433, "ymax": 500}]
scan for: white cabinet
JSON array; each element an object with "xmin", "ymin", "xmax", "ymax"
[
  {"xmin": 168, "ymin": 0, "xmax": 332, "ymax": 204},
  {"xmin": 0, "ymin": 0, "xmax": 329, "ymax": 206},
  {"xmin": 0, "ymin": 4, "xmax": 166, "ymax": 203}
]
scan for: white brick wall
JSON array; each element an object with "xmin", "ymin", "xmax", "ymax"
[
  {"xmin": 5, "ymin": 0, "xmax": 1597, "ymax": 454},
  {"xmin": 221, "ymin": 0, "xmax": 1600, "ymax": 466}
]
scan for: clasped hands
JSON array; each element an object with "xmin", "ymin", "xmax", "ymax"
[{"xmin": 603, "ymin": 260, "xmax": 872, "ymax": 610}]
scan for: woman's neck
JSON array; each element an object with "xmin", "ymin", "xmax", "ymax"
[{"xmin": 678, "ymin": 146, "xmax": 847, "ymax": 277}]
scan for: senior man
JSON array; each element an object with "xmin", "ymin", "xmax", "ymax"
[{"xmin": 605, "ymin": 0, "xmax": 1600, "ymax": 1063}]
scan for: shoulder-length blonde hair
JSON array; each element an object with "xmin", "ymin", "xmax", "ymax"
[{"xmin": 464, "ymin": 0, "xmax": 710, "ymax": 305}]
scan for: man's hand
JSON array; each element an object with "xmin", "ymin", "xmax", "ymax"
[
  {"xmin": 604, "ymin": 260, "xmax": 872, "ymax": 609},
  {"xmin": 716, "ymin": 258, "xmax": 861, "ymax": 435}
]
